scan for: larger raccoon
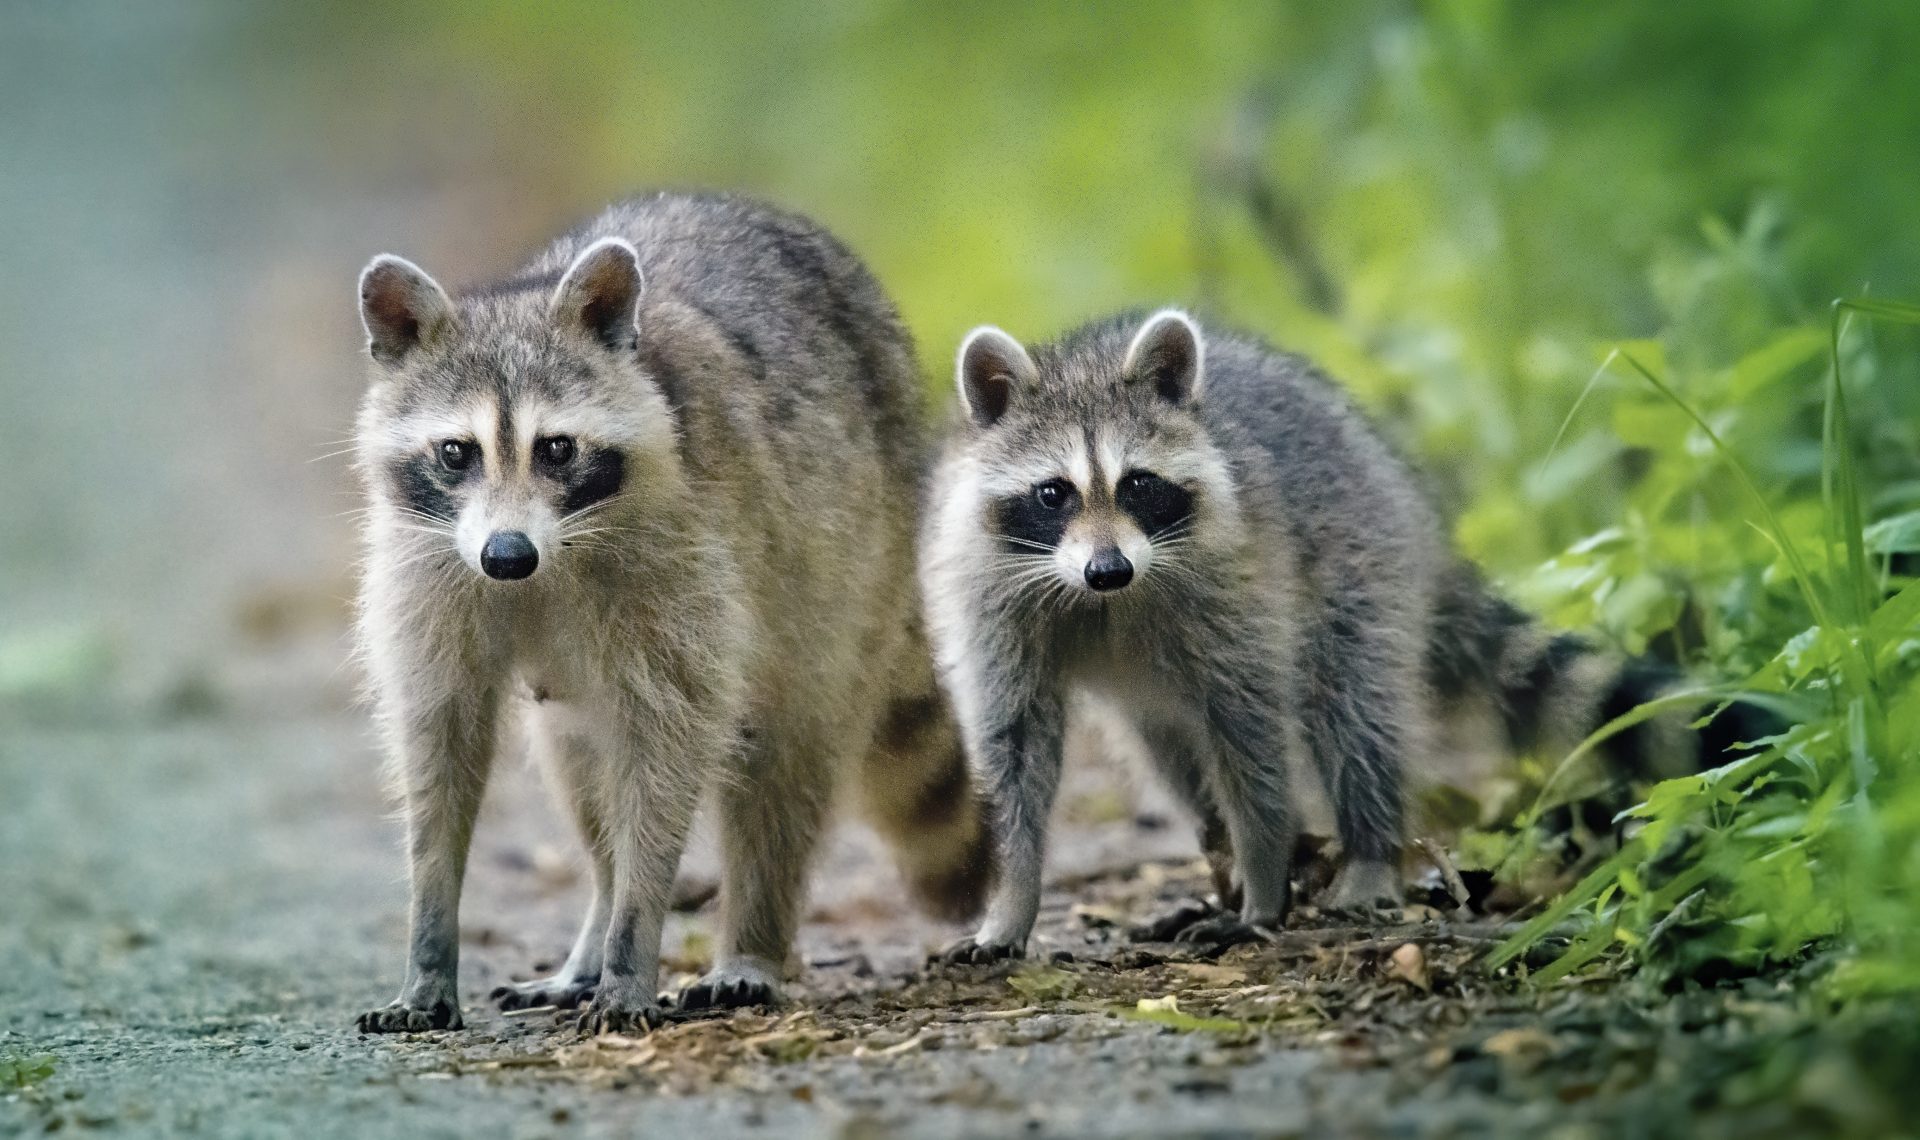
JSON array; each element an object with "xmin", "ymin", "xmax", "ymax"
[
  {"xmin": 351, "ymin": 193, "xmax": 992, "ymax": 1033},
  {"xmin": 921, "ymin": 308, "xmax": 1766, "ymax": 960}
]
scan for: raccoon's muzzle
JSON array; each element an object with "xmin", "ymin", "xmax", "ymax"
[{"xmin": 481, "ymin": 530, "xmax": 539, "ymax": 580}]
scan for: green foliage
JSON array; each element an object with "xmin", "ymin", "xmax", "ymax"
[{"xmin": 1490, "ymin": 301, "xmax": 1920, "ymax": 992}]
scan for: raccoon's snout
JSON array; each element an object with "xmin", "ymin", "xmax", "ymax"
[
  {"xmin": 480, "ymin": 531, "xmax": 539, "ymax": 580},
  {"xmin": 1084, "ymin": 548, "xmax": 1134, "ymax": 593}
]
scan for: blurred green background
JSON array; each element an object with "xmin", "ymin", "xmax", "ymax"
[
  {"xmin": 4, "ymin": 1, "xmax": 1918, "ymax": 710},
  {"xmin": 8, "ymin": 10, "xmax": 1920, "ymax": 1130},
  {"xmin": 3, "ymin": 0, "xmax": 1919, "ymax": 1077}
]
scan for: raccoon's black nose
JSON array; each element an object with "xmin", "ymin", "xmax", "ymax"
[
  {"xmin": 1084, "ymin": 549, "xmax": 1134, "ymax": 592},
  {"xmin": 481, "ymin": 531, "xmax": 539, "ymax": 580}
]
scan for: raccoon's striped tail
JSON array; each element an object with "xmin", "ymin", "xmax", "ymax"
[
  {"xmin": 1429, "ymin": 566, "xmax": 1779, "ymax": 790},
  {"xmin": 856, "ymin": 648, "xmax": 998, "ymax": 923}
]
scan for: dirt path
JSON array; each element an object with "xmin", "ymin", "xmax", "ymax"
[{"xmin": 0, "ymin": 710, "xmax": 1830, "ymax": 1138}]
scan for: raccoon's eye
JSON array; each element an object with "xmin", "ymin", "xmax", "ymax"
[
  {"xmin": 438, "ymin": 439, "xmax": 476, "ymax": 471},
  {"xmin": 536, "ymin": 435, "xmax": 576, "ymax": 467},
  {"xmin": 1034, "ymin": 479, "xmax": 1072, "ymax": 510}
]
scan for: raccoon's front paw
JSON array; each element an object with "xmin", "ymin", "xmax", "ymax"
[
  {"xmin": 931, "ymin": 935, "xmax": 1025, "ymax": 966},
  {"xmin": 574, "ymin": 980, "xmax": 665, "ymax": 1036},
  {"xmin": 491, "ymin": 973, "xmax": 597, "ymax": 1012},
  {"xmin": 357, "ymin": 972, "xmax": 464, "ymax": 1033},
  {"xmin": 674, "ymin": 960, "xmax": 782, "ymax": 1012},
  {"xmin": 356, "ymin": 995, "xmax": 463, "ymax": 1034},
  {"xmin": 1128, "ymin": 898, "xmax": 1220, "ymax": 943}
]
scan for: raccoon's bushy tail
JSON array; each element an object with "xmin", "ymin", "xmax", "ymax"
[
  {"xmin": 856, "ymin": 637, "xmax": 997, "ymax": 923},
  {"xmin": 1429, "ymin": 566, "xmax": 1777, "ymax": 787}
]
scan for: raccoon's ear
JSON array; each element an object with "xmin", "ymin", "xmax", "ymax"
[
  {"xmin": 1123, "ymin": 309, "xmax": 1204, "ymax": 406},
  {"xmin": 358, "ymin": 255, "xmax": 455, "ymax": 367},
  {"xmin": 956, "ymin": 326, "xmax": 1034, "ymax": 428},
  {"xmin": 551, "ymin": 237, "xmax": 644, "ymax": 353}
]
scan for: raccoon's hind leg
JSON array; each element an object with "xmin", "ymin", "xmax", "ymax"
[
  {"xmin": 1192, "ymin": 665, "xmax": 1300, "ymax": 933},
  {"xmin": 493, "ymin": 867, "xmax": 608, "ymax": 1011},
  {"xmin": 1126, "ymin": 717, "xmax": 1244, "ymax": 943},
  {"xmin": 675, "ymin": 724, "xmax": 838, "ymax": 1012},
  {"xmin": 495, "ymin": 723, "xmax": 611, "ymax": 1012},
  {"xmin": 1301, "ymin": 608, "xmax": 1418, "ymax": 911}
]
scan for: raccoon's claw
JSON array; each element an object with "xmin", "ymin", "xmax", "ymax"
[
  {"xmin": 931, "ymin": 936, "xmax": 1024, "ymax": 966},
  {"xmin": 491, "ymin": 974, "xmax": 597, "ymax": 1012},
  {"xmin": 573, "ymin": 994, "xmax": 665, "ymax": 1036},
  {"xmin": 356, "ymin": 997, "xmax": 463, "ymax": 1034},
  {"xmin": 675, "ymin": 967, "xmax": 780, "ymax": 1013},
  {"xmin": 1170, "ymin": 913, "xmax": 1274, "ymax": 949},
  {"xmin": 1128, "ymin": 898, "xmax": 1220, "ymax": 943}
]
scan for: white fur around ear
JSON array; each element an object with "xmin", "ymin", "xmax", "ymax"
[
  {"xmin": 358, "ymin": 254, "xmax": 455, "ymax": 366},
  {"xmin": 955, "ymin": 325, "xmax": 1035, "ymax": 428},
  {"xmin": 1123, "ymin": 308, "xmax": 1204, "ymax": 405},
  {"xmin": 551, "ymin": 237, "xmax": 645, "ymax": 352}
]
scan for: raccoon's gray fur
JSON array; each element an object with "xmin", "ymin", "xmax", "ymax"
[
  {"xmin": 921, "ymin": 308, "xmax": 1759, "ymax": 959},
  {"xmin": 350, "ymin": 192, "xmax": 992, "ymax": 1034}
]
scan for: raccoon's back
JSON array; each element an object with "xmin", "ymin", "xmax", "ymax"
[
  {"xmin": 551, "ymin": 194, "xmax": 928, "ymax": 695},
  {"xmin": 1198, "ymin": 332, "xmax": 1448, "ymax": 591}
]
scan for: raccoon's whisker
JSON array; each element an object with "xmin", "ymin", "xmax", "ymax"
[
  {"xmin": 558, "ymin": 491, "xmax": 645, "ymax": 526},
  {"xmin": 1140, "ymin": 555, "xmax": 1218, "ymax": 602},
  {"xmin": 372, "ymin": 505, "xmax": 459, "ymax": 531},
  {"xmin": 977, "ymin": 555, "xmax": 1058, "ymax": 577},
  {"xmin": 559, "ymin": 539, "xmax": 625, "ymax": 556},
  {"xmin": 1042, "ymin": 579, "xmax": 1081, "ymax": 623},
  {"xmin": 561, "ymin": 524, "xmax": 649, "ymax": 542},
  {"xmin": 986, "ymin": 533, "xmax": 1057, "ymax": 554},
  {"xmin": 984, "ymin": 561, "xmax": 1062, "ymax": 595},
  {"xmin": 383, "ymin": 546, "xmax": 461, "ymax": 574}
]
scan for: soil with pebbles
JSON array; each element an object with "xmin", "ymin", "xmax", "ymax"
[{"xmin": 0, "ymin": 711, "xmax": 1885, "ymax": 1139}]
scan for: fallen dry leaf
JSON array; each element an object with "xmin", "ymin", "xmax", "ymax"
[
  {"xmin": 1172, "ymin": 963, "xmax": 1250, "ymax": 986},
  {"xmin": 1481, "ymin": 1027, "xmax": 1557, "ymax": 1073},
  {"xmin": 1390, "ymin": 942, "xmax": 1430, "ymax": 991}
]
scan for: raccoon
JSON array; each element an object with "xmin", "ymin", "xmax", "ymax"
[
  {"xmin": 921, "ymin": 308, "xmax": 1768, "ymax": 959},
  {"xmin": 350, "ymin": 193, "xmax": 993, "ymax": 1033}
]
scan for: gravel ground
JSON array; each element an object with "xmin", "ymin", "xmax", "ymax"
[{"xmin": 2, "ymin": 703, "xmax": 1851, "ymax": 1139}]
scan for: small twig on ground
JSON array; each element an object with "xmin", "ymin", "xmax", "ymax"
[
  {"xmin": 957, "ymin": 1006, "xmax": 1041, "ymax": 1023},
  {"xmin": 1645, "ymin": 888, "xmax": 1706, "ymax": 950},
  {"xmin": 1414, "ymin": 838, "xmax": 1473, "ymax": 912}
]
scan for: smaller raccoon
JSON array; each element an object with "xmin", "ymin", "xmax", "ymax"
[{"xmin": 921, "ymin": 309, "xmax": 1768, "ymax": 960}]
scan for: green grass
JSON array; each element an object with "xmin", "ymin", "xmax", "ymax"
[{"xmin": 1489, "ymin": 298, "xmax": 1920, "ymax": 994}]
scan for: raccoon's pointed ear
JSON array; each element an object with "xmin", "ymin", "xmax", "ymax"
[
  {"xmin": 1123, "ymin": 309, "xmax": 1204, "ymax": 406},
  {"xmin": 956, "ymin": 326, "xmax": 1034, "ymax": 428},
  {"xmin": 358, "ymin": 255, "xmax": 455, "ymax": 367},
  {"xmin": 551, "ymin": 237, "xmax": 644, "ymax": 353}
]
